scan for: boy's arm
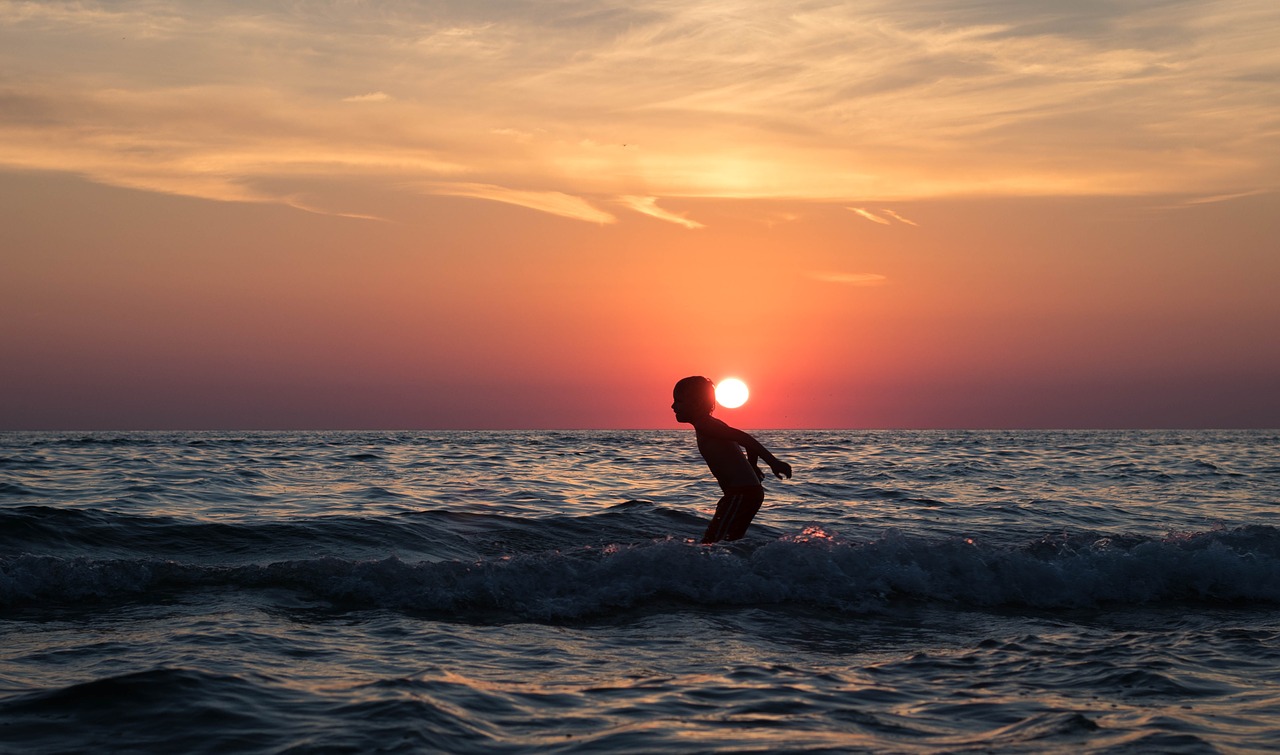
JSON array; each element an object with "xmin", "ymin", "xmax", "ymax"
[{"xmin": 699, "ymin": 417, "xmax": 793, "ymax": 480}]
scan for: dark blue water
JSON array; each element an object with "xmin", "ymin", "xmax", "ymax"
[{"xmin": 2, "ymin": 430, "xmax": 1278, "ymax": 752}]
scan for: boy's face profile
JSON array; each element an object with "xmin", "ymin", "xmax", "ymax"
[{"xmin": 672, "ymin": 378, "xmax": 715, "ymax": 423}]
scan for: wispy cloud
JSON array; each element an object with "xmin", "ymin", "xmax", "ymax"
[
  {"xmin": 1182, "ymin": 189, "xmax": 1270, "ymax": 205},
  {"xmin": 810, "ymin": 272, "xmax": 888, "ymax": 286},
  {"xmin": 343, "ymin": 92, "xmax": 392, "ymax": 103},
  {"xmin": 1147, "ymin": 188, "xmax": 1271, "ymax": 211},
  {"xmin": 281, "ymin": 197, "xmax": 387, "ymax": 222},
  {"xmin": 849, "ymin": 208, "xmax": 892, "ymax": 225},
  {"xmin": 1, "ymin": 0, "xmax": 1277, "ymax": 219},
  {"xmin": 431, "ymin": 183, "xmax": 616, "ymax": 224},
  {"xmin": 849, "ymin": 207, "xmax": 918, "ymax": 226},
  {"xmin": 881, "ymin": 209, "xmax": 918, "ymax": 226},
  {"xmin": 0, "ymin": 83, "xmax": 469, "ymax": 210},
  {"xmin": 618, "ymin": 196, "xmax": 704, "ymax": 229}
]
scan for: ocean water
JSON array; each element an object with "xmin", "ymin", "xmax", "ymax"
[{"xmin": 2, "ymin": 429, "xmax": 1279, "ymax": 753}]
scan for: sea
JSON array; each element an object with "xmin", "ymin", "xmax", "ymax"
[{"xmin": 2, "ymin": 429, "xmax": 1279, "ymax": 753}]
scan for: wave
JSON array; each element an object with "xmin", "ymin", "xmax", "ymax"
[
  {"xmin": 0, "ymin": 503, "xmax": 697, "ymax": 565},
  {"xmin": 1, "ymin": 666, "xmax": 538, "ymax": 753},
  {"xmin": 0, "ymin": 667, "xmax": 319, "ymax": 754},
  {"xmin": 4, "ymin": 526, "xmax": 1278, "ymax": 620}
]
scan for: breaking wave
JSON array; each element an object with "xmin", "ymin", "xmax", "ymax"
[{"xmin": 4, "ymin": 525, "xmax": 1278, "ymax": 620}]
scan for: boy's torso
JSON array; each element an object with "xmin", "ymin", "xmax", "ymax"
[{"xmin": 694, "ymin": 426, "xmax": 762, "ymax": 490}]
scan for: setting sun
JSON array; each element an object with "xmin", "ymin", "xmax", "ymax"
[{"xmin": 715, "ymin": 378, "xmax": 749, "ymax": 409}]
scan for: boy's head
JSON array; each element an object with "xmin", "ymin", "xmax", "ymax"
[{"xmin": 672, "ymin": 376, "xmax": 716, "ymax": 423}]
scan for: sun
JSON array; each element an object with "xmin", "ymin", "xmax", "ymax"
[{"xmin": 715, "ymin": 377, "xmax": 749, "ymax": 409}]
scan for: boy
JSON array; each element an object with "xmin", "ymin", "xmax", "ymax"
[{"xmin": 671, "ymin": 376, "xmax": 792, "ymax": 543}]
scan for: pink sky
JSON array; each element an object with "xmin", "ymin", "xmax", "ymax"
[{"xmin": 2, "ymin": 1, "xmax": 1277, "ymax": 429}]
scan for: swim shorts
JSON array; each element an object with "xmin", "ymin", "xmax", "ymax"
[{"xmin": 701, "ymin": 485, "xmax": 765, "ymax": 544}]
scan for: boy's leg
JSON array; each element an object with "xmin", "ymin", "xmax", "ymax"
[
  {"xmin": 701, "ymin": 487, "xmax": 765, "ymax": 544},
  {"xmin": 701, "ymin": 493, "xmax": 733, "ymax": 543}
]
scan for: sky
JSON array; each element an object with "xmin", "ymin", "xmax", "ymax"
[{"xmin": 1, "ymin": 0, "xmax": 1278, "ymax": 430}]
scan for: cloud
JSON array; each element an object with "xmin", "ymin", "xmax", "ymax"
[
  {"xmin": 0, "ymin": 83, "xmax": 469, "ymax": 209},
  {"xmin": 850, "ymin": 207, "xmax": 918, "ymax": 226},
  {"xmin": 618, "ymin": 196, "xmax": 704, "ymax": 228},
  {"xmin": 810, "ymin": 272, "xmax": 888, "ymax": 286},
  {"xmin": 430, "ymin": 183, "xmax": 616, "ymax": 224},
  {"xmin": 343, "ymin": 92, "xmax": 392, "ymax": 103},
  {"xmin": 881, "ymin": 209, "xmax": 918, "ymax": 226},
  {"xmin": 0, "ymin": 0, "xmax": 1277, "ymax": 219},
  {"xmin": 280, "ymin": 197, "xmax": 387, "ymax": 222},
  {"xmin": 491, "ymin": 127, "xmax": 538, "ymax": 143},
  {"xmin": 1146, "ymin": 188, "xmax": 1271, "ymax": 211},
  {"xmin": 849, "ymin": 207, "xmax": 892, "ymax": 225},
  {"xmin": 1182, "ymin": 189, "xmax": 1270, "ymax": 205}
]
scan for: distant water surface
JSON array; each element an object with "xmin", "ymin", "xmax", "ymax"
[{"xmin": 2, "ymin": 430, "xmax": 1278, "ymax": 752}]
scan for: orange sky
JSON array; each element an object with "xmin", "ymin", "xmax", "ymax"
[{"xmin": 1, "ymin": 1, "xmax": 1277, "ymax": 429}]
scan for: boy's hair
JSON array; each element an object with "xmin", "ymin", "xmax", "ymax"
[{"xmin": 674, "ymin": 375, "xmax": 716, "ymax": 412}]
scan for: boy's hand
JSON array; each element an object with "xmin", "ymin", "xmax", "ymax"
[{"xmin": 770, "ymin": 460, "xmax": 792, "ymax": 480}]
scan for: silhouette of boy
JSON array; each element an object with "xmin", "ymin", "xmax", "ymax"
[{"xmin": 671, "ymin": 376, "xmax": 792, "ymax": 543}]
